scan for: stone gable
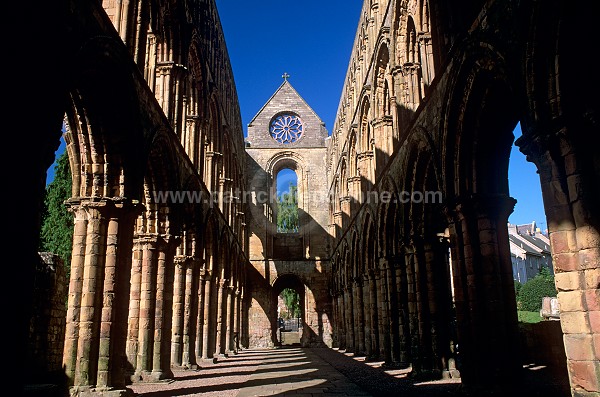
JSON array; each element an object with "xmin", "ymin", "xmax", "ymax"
[{"xmin": 246, "ymin": 81, "xmax": 328, "ymax": 149}]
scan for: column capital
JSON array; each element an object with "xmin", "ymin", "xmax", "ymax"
[
  {"xmin": 447, "ymin": 194, "xmax": 517, "ymax": 223},
  {"xmin": 66, "ymin": 196, "xmax": 142, "ymax": 218},
  {"xmin": 174, "ymin": 254, "xmax": 192, "ymax": 266}
]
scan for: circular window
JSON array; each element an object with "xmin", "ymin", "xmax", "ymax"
[{"xmin": 270, "ymin": 114, "xmax": 303, "ymax": 144}]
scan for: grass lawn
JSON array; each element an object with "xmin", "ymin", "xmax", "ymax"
[{"xmin": 518, "ymin": 310, "xmax": 542, "ymax": 323}]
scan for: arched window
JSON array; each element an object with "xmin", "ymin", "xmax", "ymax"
[{"xmin": 275, "ymin": 168, "xmax": 298, "ymax": 233}]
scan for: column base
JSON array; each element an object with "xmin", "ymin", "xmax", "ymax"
[
  {"xmin": 177, "ymin": 363, "xmax": 199, "ymax": 370},
  {"xmin": 381, "ymin": 361, "xmax": 410, "ymax": 369},
  {"xmin": 201, "ymin": 357, "xmax": 218, "ymax": 364},
  {"xmin": 70, "ymin": 386, "xmax": 134, "ymax": 397},
  {"xmin": 214, "ymin": 353, "xmax": 229, "ymax": 361},
  {"xmin": 408, "ymin": 368, "xmax": 444, "ymax": 381},
  {"xmin": 130, "ymin": 370, "xmax": 174, "ymax": 383},
  {"xmin": 442, "ymin": 368, "xmax": 461, "ymax": 379},
  {"xmin": 365, "ymin": 354, "xmax": 381, "ymax": 362}
]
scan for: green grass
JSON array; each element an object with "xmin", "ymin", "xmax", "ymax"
[{"xmin": 518, "ymin": 310, "xmax": 542, "ymax": 323}]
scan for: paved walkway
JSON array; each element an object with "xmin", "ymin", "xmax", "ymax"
[
  {"xmin": 128, "ymin": 348, "xmax": 370, "ymax": 397},
  {"xmin": 128, "ymin": 347, "xmax": 569, "ymax": 397}
]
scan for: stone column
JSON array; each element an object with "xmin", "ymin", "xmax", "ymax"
[
  {"xmin": 423, "ymin": 237, "xmax": 454, "ymax": 379},
  {"xmin": 134, "ymin": 234, "xmax": 158, "ymax": 378},
  {"xmin": 215, "ymin": 278, "xmax": 228, "ymax": 357},
  {"xmin": 63, "ymin": 205, "xmax": 88, "ymax": 384},
  {"xmin": 170, "ymin": 256, "xmax": 186, "ymax": 367},
  {"xmin": 404, "ymin": 246, "xmax": 421, "ymax": 372},
  {"xmin": 447, "ymin": 194, "xmax": 520, "ymax": 390},
  {"xmin": 368, "ymin": 270, "xmax": 380, "ymax": 358},
  {"xmin": 201, "ymin": 273, "xmax": 214, "ymax": 360},
  {"xmin": 352, "ymin": 278, "xmax": 365, "ymax": 354},
  {"xmin": 383, "ymin": 256, "xmax": 401, "ymax": 366},
  {"xmin": 194, "ymin": 269, "xmax": 207, "ymax": 362},
  {"xmin": 331, "ymin": 290, "xmax": 339, "ymax": 348},
  {"xmin": 519, "ymin": 133, "xmax": 600, "ymax": 396},
  {"xmin": 362, "ymin": 274, "xmax": 373, "ymax": 358},
  {"xmin": 344, "ymin": 285, "xmax": 355, "ymax": 352},
  {"xmin": 375, "ymin": 264, "xmax": 391, "ymax": 363},
  {"xmin": 152, "ymin": 236, "xmax": 177, "ymax": 379},
  {"xmin": 232, "ymin": 288, "xmax": 241, "ymax": 353},
  {"xmin": 125, "ymin": 237, "xmax": 143, "ymax": 375},
  {"xmin": 394, "ymin": 253, "xmax": 411, "ymax": 367},
  {"xmin": 226, "ymin": 285, "xmax": 235, "ymax": 354},
  {"xmin": 237, "ymin": 288, "xmax": 244, "ymax": 350},
  {"xmin": 63, "ymin": 198, "xmax": 137, "ymax": 394},
  {"xmin": 337, "ymin": 293, "xmax": 346, "ymax": 350},
  {"xmin": 181, "ymin": 258, "xmax": 198, "ymax": 368}
]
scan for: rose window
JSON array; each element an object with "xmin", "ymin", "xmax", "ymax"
[{"xmin": 270, "ymin": 114, "xmax": 303, "ymax": 144}]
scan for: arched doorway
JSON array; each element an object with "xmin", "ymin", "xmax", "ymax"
[{"xmin": 273, "ymin": 275, "xmax": 304, "ymax": 346}]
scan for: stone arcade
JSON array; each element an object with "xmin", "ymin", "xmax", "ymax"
[{"xmin": 16, "ymin": 0, "xmax": 599, "ymax": 396}]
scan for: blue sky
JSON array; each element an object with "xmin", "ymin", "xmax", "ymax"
[{"xmin": 46, "ymin": 0, "xmax": 547, "ymax": 230}]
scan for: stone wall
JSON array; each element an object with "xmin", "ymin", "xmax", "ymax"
[{"xmin": 28, "ymin": 253, "xmax": 67, "ymax": 384}]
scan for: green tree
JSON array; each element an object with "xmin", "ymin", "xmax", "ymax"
[
  {"xmin": 39, "ymin": 150, "xmax": 73, "ymax": 277},
  {"xmin": 516, "ymin": 267, "xmax": 556, "ymax": 311},
  {"xmin": 277, "ymin": 184, "xmax": 298, "ymax": 233},
  {"xmin": 281, "ymin": 288, "xmax": 301, "ymax": 319}
]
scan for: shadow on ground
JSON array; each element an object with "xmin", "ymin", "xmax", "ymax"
[{"xmin": 128, "ymin": 346, "xmax": 570, "ymax": 397}]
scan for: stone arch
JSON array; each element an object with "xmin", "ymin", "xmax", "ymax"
[
  {"xmin": 442, "ymin": 42, "xmax": 518, "ymax": 199},
  {"xmin": 440, "ymin": 40, "xmax": 524, "ymax": 388},
  {"xmin": 64, "ymin": 36, "xmax": 145, "ymax": 201},
  {"xmin": 358, "ymin": 96, "xmax": 374, "ymax": 193},
  {"xmin": 265, "ymin": 151, "xmax": 307, "ymax": 234},
  {"xmin": 377, "ymin": 175, "xmax": 400, "ymax": 257}
]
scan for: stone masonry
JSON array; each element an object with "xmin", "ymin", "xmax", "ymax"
[
  {"xmin": 245, "ymin": 80, "xmax": 333, "ymax": 349},
  {"xmin": 17, "ymin": 0, "xmax": 599, "ymax": 396}
]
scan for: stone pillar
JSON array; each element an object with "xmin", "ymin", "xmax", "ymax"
[
  {"xmin": 63, "ymin": 198, "xmax": 137, "ymax": 395},
  {"xmin": 201, "ymin": 274, "xmax": 214, "ymax": 360},
  {"xmin": 375, "ymin": 263, "xmax": 391, "ymax": 363},
  {"xmin": 194, "ymin": 269, "xmax": 207, "ymax": 362},
  {"xmin": 403, "ymin": 64, "xmax": 422, "ymax": 111},
  {"xmin": 362, "ymin": 274, "xmax": 373, "ymax": 358},
  {"xmin": 418, "ymin": 33, "xmax": 435, "ymax": 87},
  {"xmin": 170, "ymin": 256, "xmax": 186, "ymax": 367},
  {"xmin": 353, "ymin": 278, "xmax": 366, "ymax": 355},
  {"xmin": 424, "ymin": 237, "xmax": 455, "ymax": 379},
  {"xmin": 340, "ymin": 197, "xmax": 351, "ymax": 230},
  {"xmin": 368, "ymin": 270, "xmax": 380, "ymax": 358},
  {"xmin": 331, "ymin": 290, "xmax": 339, "ymax": 348},
  {"xmin": 447, "ymin": 194, "xmax": 520, "ymax": 390},
  {"xmin": 135, "ymin": 235, "xmax": 158, "ymax": 377},
  {"xmin": 226, "ymin": 285, "xmax": 235, "ymax": 354},
  {"xmin": 385, "ymin": 255, "xmax": 401, "ymax": 365},
  {"xmin": 344, "ymin": 285, "xmax": 355, "ymax": 352},
  {"xmin": 237, "ymin": 289, "xmax": 244, "ymax": 350},
  {"xmin": 394, "ymin": 253, "xmax": 411, "ymax": 367},
  {"xmin": 413, "ymin": 238, "xmax": 434, "ymax": 377},
  {"xmin": 404, "ymin": 246, "xmax": 421, "ymax": 372},
  {"xmin": 337, "ymin": 294, "xmax": 346, "ymax": 350},
  {"xmin": 519, "ymin": 133, "xmax": 600, "ymax": 396},
  {"xmin": 125, "ymin": 238, "xmax": 143, "ymax": 375},
  {"xmin": 232, "ymin": 288, "xmax": 241, "ymax": 353},
  {"xmin": 215, "ymin": 278, "xmax": 228, "ymax": 357},
  {"xmin": 63, "ymin": 206, "xmax": 88, "ymax": 384},
  {"xmin": 181, "ymin": 258, "xmax": 198, "ymax": 368},
  {"xmin": 152, "ymin": 236, "xmax": 177, "ymax": 379}
]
